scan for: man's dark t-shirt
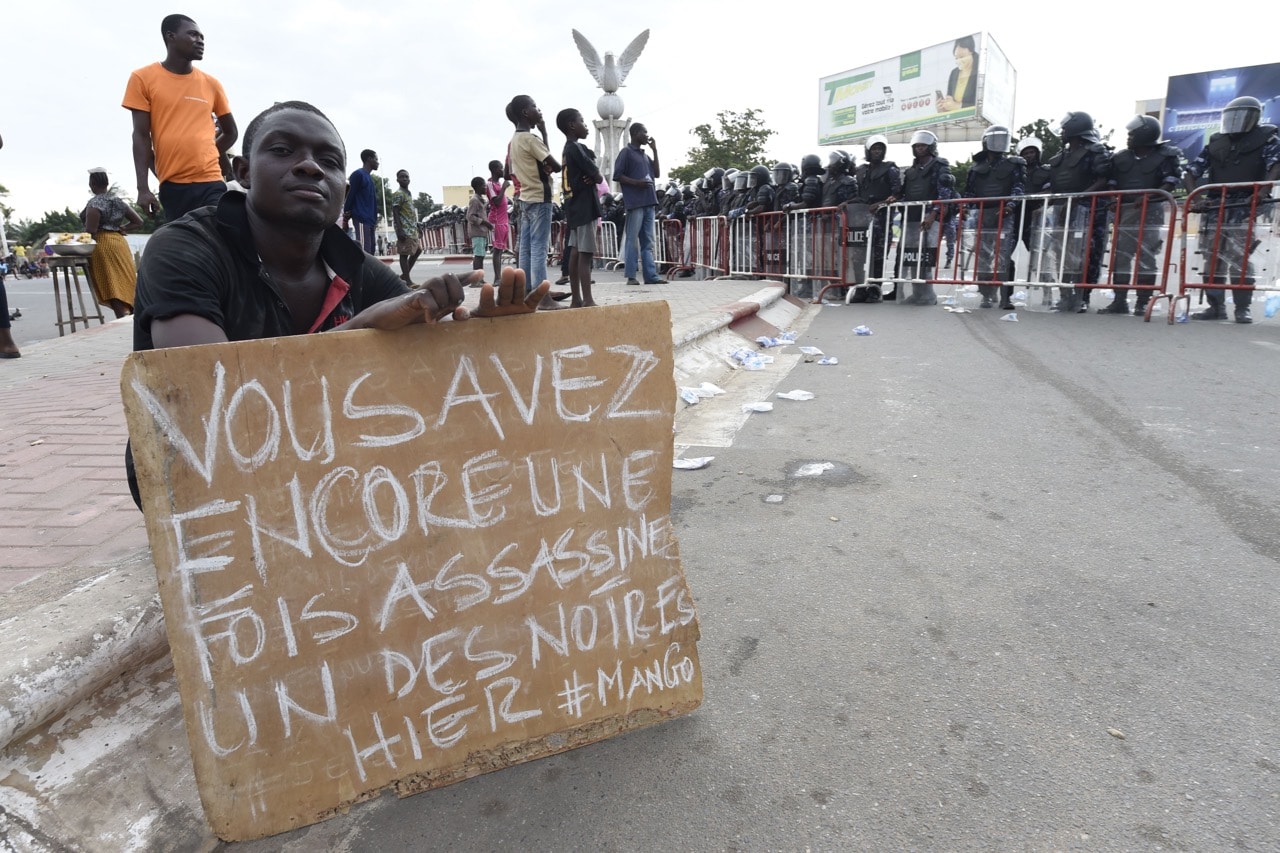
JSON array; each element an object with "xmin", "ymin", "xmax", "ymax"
[{"xmin": 134, "ymin": 191, "xmax": 409, "ymax": 351}]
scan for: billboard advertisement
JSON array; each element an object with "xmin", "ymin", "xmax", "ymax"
[
  {"xmin": 1163, "ymin": 63, "xmax": 1280, "ymax": 162},
  {"xmin": 817, "ymin": 32, "xmax": 1016, "ymax": 146}
]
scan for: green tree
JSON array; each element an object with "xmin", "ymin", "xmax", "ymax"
[
  {"xmin": 950, "ymin": 158, "xmax": 972, "ymax": 195},
  {"xmin": 0, "ymin": 183, "xmax": 14, "ymax": 234},
  {"xmin": 413, "ymin": 191, "xmax": 440, "ymax": 221},
  {"xmin": 15, "ymin": 208, "xmax": 87, "ymax": 244},
  {"xmin": 669, "ymin": 108, "xmax": 776, "ymax": 184}
]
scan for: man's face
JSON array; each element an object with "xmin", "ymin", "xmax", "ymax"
[
  {"xmin": 397, "ymin": 170, "xmax": 410, "ymax": 189},
  {"xmin": 631, "ymin": 124, "xmax": 649, "ymax": 145},
  {"xmin": 569, "ymin": 112, "xmax": 589, "ymax": 140},
  {"xmin": 1020, "ymin": 147, "xmax": 1039, "ymax": 166},
  {"xmin": 912, "ymin": 143, "xmax": 930, "ymax": 160},
  {"xmin": 167, "ymin": 19, "xmax": 204, "ymax": 61},
  {"xmin": 868, "ymin": 143, "xmax": 885, "ymax": 164},
  {"xmin": 366, "ymin": 152, "xmax": 380, "ymax": 171},
  {"xmin": 239, "ymin": 110, "xmax": 347, "ymax": 230}
]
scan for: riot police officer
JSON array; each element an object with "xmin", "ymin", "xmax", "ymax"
[
  {"xmin": 783, "ymin": 155, "xmax": 827, "ymax": 297},
  {"xmin": 659, "ymin": 182, "xmax": 683, "ymax": 219},
  {"xmin": 1184, "ymin": 96, "xmax": 1280, "ymax": 323},
  {"xmin": 719, "ymin": 168, "xmax": 744, "ymax": 216},
  {"xmin": 772, "ymin": 162, "xmax": 800, "ymax": 212},
  {"xmin": 1021, "ymin": 140, "xmax": 1050, "ymax": 192},
  {"xmin": 746, "ymin": 165, "xmax": 776, "ymax": 215},
  {"xmin": 743, "ymin": 165, "xmax": 778, "ymax": 274},
  {"xmin": 965, "ymin": 125, "xmax": 1025, "ymax": 309},
  {"xmin": 790, "ymin": 154, "xmax": 826, "ymax": 211},
  {"xmin": 680, "ymin": 184, "xmax": 697, "ymax": 221},
  {"xmin": 699, "ymin": 167, "xmax": 725, "ymax": 216},
  {"xmin": 822, "ymin": 150, "xmax": 859, "ymax": 208},
  {"xmin": 821, "ymin": 151, "xmax": 859, "ymax": 301},
  {"xmin": 898, "ymin": 129, "xmax": 953, "ymax": 305},
  {"xmin": 855, "ymin": 134, "xmax": 902, "ymax": 293},
  {"xmin": 1043, "ymin": 111, "xmax": 1112, "ymax": 313},
  {"xmin": 1098, "ymin": 115, "xmax": 1183, "ymax": 316}
]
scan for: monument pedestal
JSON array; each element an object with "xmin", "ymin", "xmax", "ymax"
[{"xmin": 594, "ymin": 117, "xmax": 630, "ymax": 192}]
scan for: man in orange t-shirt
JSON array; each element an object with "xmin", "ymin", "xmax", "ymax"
[{"xmin": 122, "ymin": 14, "xmax": 237, "ymax": 222}]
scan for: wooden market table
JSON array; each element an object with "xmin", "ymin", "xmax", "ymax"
[{"xmin": 46, "ymin": 255, "xmax": 106, "ymax": 336}]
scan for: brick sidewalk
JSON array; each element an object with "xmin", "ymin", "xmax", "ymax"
[
  {"xmin": 0, "ymin": 320, "xmax": 145, "ymax": 594},
  {"xmin": 0, "ymin": 273, "xmax": 779, "ymax": 595}
]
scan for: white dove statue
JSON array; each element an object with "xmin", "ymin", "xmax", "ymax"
[{"xmin": 572, "ymin": 29, "xmax": 650, "ymax": 121}]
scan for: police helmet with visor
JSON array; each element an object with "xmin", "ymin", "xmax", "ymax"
[
  {"xmin": 1125, "ymin": 115, "xmax": 1162, "ymax": 148},
  {"xmin": 982, "ymin": 126, "xmax": 1011, "ymax": 154},
  {"xmin": 909, "ymin": 130, "xmax": 938, "ymax": 156},
  {"xmin": 1221, "ymin": 96, "xmax": 1262, "ymax": 135}
]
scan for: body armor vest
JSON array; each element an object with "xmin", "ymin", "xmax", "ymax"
[
  {"xmin": 1205, "ymin": 125, "xmax": 1276, "ymax": 184},
  {"xmin": 822, "ymin": 174, "xmax": 857, "ymax": 207},
  {"xmin": 968, "ymin": 155, "xmax": 1022, "ymax": 197},
  {"xmin": 856, "ymin": 162, "xmax": 898, "ymax": 203},
  {"xmin": 1048, "ymin": 144, "xmax": 1105, "ymax": 194},
  {"xmin": 1111, "ymin": 145, "xmax": 1178, "ymax": 190},
  {"xmin": 903, "ymin": 158, "xmax": 943, "ymax": 201}
]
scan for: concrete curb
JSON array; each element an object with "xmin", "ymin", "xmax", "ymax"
[
  {"xmin": 0, "ymin": 551, "xmax": 165, "ymax": 750},
  {"xmin": 670, "ymin": 282, "xmax": 786, "ymax": 352},
  {"xmin": 0, "ymin": 283, "xmax": 793, "ymax": 751}
]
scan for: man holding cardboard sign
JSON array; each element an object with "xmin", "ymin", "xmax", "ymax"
[
  {"xmin": 123, "ymin": 100, "xmax": 702, "ymax": 841},
  {"xmin": 128, "ymin": 100, "xmax": 548, "ymax": 505},
  {"xmin": 133, "ymin": 100, "xmax": 547, "ymax": 353}
]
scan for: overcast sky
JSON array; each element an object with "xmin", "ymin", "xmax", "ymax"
[{"xmin": 1, "ymin": 1, "xmax": 1272, "ymax": 225}]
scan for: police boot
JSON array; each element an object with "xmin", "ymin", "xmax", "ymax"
[
  {"xmin": 914, "ymin": 283, "xmax": 938, "ymax": 306},
  {"xmin": 1056, "ymin": 287, "xmax": 1079, "ymax": 313},
  {"xmin": 1132, "ymin": 274, "xmax": 1153, "ymax": 316},
  {"xmin": 899, "ymin": 281, "xmax": 920, "ymax": 304},
  {"xmin": 1098, "ymin": 287, "xmax": 1130, "ymax": 314},
  {"xmin": 1192, "ymin": 290, "xmax": 1227, "ymax": 321},
  {"xmin": 1234, "ymin": 290, "xmax": 1253, "ymax": 324},
  {"xmin": 979, "ymin": 284, "xmax": 997, "ymax": 308},
  {"xmin": 865, "ymin": 285, "xmax": 882, "ymax": 303},
  {"xmin": 999, "ymin": 285, "xmax": 1016, "ymax": 311}
]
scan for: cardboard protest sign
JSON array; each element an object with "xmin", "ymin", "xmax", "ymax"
[{"xmin": 121, "ymin": 302, "xmax": 702, "ymax": 841}]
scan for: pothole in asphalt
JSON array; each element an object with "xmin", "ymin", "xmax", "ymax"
[{"xmin": 783, "ymin": 459, "xmax": 866, "ymax": 486}]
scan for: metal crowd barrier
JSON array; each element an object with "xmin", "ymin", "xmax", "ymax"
[
  {"xmin": 884, "ymin": 190, "xmax": 1180, "ymax": 320},
  {"xmin": 597, "ymin": 186, "xmax": 1277, "ymax": 326},
  {"xmin": 421, "ymin": 223, "xmax": 468, "ymax": 255},
  {"xmin": 656, "ymin": 218, "xmax": 691, "ymax": 276},
  {"xmin": 550, "ymin": 221, "xmax": 567, "ymax": 264},
  {"xmin": 1172, "ymin": 180, "xmax": 1278, "ymax": 325},
  {"xmin": 685, "ymin": 216, "xmax": 729, "ymax": 278},
  {"xmin": 421, "ymin": 225, "xmax": 449, "ymax": 253},
  {"xmin": 715, "ymin": 208, "xmax": 851, "ymax": 296},
  {"xmin": 597, "ymin": 221, "xmax": 620, "ymax": 268},
  {"xmin": 788, "ymin": 208, "xmax": 848, "ymax": 301}
]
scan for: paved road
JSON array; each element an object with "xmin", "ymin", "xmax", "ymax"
[
  {"xmin": 4, "ymin": 272, "xmax": 67, "ymax": 348},
  {"xmin": 212, "ymin": 298, "xmax": 1280, "ymax": 850}
]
